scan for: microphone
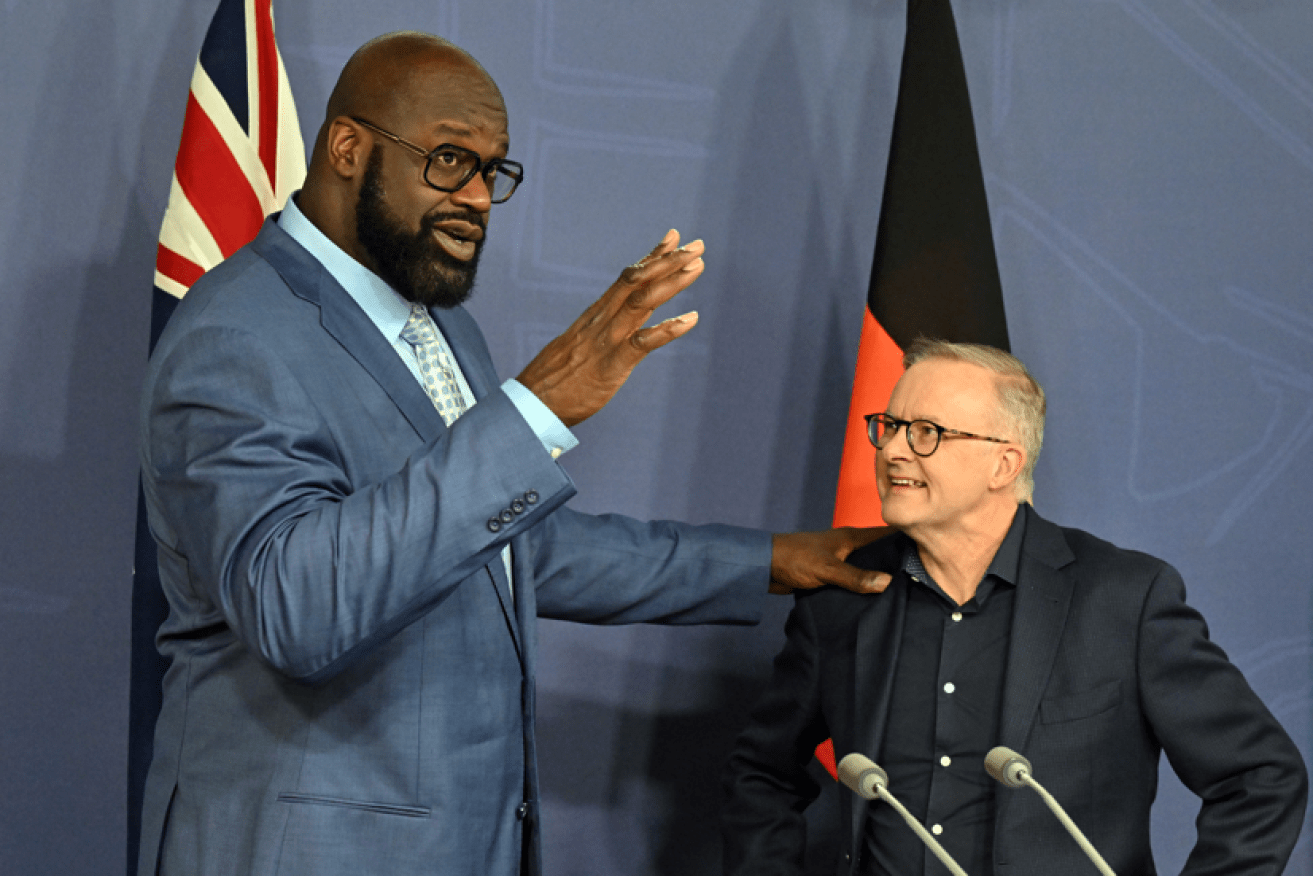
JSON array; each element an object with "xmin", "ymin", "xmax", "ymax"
[
  {"xmin": 837, "ymin": 753, "xmax": 969, "ymax": 876},
  {"xmin": 984, "ymin": 747, "xmax": 1117, "ymax": 876},
  {"xmin": 837, "ymin": 751, "xmax": 887, "ymax": 799},
  {"xmin": 982, "ymin": 746, "xmax": 1031, "ymax": 788}
]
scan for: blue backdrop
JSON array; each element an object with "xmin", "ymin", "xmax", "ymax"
[{"xmin": 0, "ymin": 2, "xmax": 1308, "ymax": 874}]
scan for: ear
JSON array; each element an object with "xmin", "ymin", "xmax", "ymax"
[
  {"xmin": 323, "ymin": 116, "xmax": 368, "ymax": 180},
  {"xmin": 989, "ymin": 444, "xmax": 1025, "ymax": 493}
]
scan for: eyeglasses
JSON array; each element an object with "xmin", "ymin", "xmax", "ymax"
[
  {"xmin": 865, "ymin": 413, "xmax": 1011, "ymax": 458},
  {"xmin": 350, "ymin": 116, "xmax": 524, "ymax": 203}
]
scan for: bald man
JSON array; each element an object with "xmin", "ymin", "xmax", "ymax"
[{"xmin": 135, "ymin": 32, "xmax": 885, "ymax": 876}]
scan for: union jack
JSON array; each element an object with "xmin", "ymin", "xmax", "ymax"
[
  {"xmin": 129, "ymin": 3, "xmax": 303, "ymax": 872},
  {"xmin": 152, "ymin": 0, "xmax": 304, "ymax": 304}
]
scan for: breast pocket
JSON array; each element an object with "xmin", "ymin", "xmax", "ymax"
[{"xmin": 1039, "ymin": 679, "xmax": 1122, "ymax": 724}]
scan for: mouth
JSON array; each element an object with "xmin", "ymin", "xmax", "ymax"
[
  {"xmin": 431, "ymin": 221, "xmax": 483, "ymax": 262},
  {"xmin": 887, "ymin": 476, "xmax": 927, "ymax": 489}
]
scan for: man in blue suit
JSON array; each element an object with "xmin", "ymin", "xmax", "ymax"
[
  {"xmin": 136, "ymin": 31, "xmax": 887, "ymax": 876},
  {"xmin": 721, "ymin": 340, "xmax": 1307, "ymax": 876}
]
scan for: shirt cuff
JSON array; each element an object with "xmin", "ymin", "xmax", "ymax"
[{"xmin": 501, "ymin": 379, "xmax": 578, "ymax": 460}]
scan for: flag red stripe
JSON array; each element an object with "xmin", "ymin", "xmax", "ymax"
[
  {"xmin": 832, "ymin": 310, "xmax": 905, "ymax": 529},
  {"xmin": 174, "ymin": 92, "xmax": 266, "ymax": 257},
  {"xmin": 253, "ymin": 0, "xmax": 279, "ymax": 187},
  {"xmin": 155, "ymin": 243, "xmax": 206, "ymax": 289},
  {"xmin": 815, "ymin": 738, "xmax": 838, "ymax": 781},
  {"xmin": 816, "ymin": 311, "xmax": 906, "ymax": 777}
]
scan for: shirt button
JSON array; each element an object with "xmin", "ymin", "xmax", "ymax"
[
  {"xmin": 951, "ymin": 611, "xmax": 963, "ymax": 622},
  {"xmin": 931, "ymin": 824, "xmax": 944, "ymax": 836},
  {"xmin": 943, "ymin": 682, "xmax": 955, "ymax": 694},
  {"xmin": 940, "ymin": 756, "xmax": 952, "ymax": 768},
  {"xmin": 550, "ymin": 447, "xmax": 563, "ymax": 459}
]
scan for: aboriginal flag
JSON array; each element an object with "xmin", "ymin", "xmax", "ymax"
[
  {"xmin": 128, "ymin": 1, "xmax": 304, "ymax": 871},
  {"xmin": 818, "ymin": 0, "xmax": 1009, "ymax": 777}
]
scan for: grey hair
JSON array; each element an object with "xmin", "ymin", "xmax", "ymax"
[{"xmin": 902, "ymin": 338, "xmax": 1046, "ymax": 501}]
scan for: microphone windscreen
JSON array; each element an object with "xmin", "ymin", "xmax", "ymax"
[
  {"xmin": 838, "ymin": 753, "xmax": 888, "ymax": 800},
  {"xmin": 984, "ymin": 746, "xmax": 1032, "ymax": 788}
]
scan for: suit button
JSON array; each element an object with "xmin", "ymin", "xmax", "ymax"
[
  {"xmin": 487, "ymin": 518, "xmax": 502, "ymax": 533},
  {"xmin": 516, "ymin": 802, "xmax": 529, "ymax": 820},
  {"xmin": 524, "ymin": 490, "xmax": 539, "ymax": 505},
  {"xmin": 511, "ymin": 499, "xmax": 525, "ymax": 514},
  {"xmin": 499, "ymin": 509, "xmax": 514, "ymax": 524}
]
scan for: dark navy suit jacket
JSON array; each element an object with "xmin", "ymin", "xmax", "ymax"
[
  {"xmin": 722, "ymin": 504, "xmax": 1306, "ymax": 876},
  {"xmin": 136, "ymin": 219, "xmax": 772, "ymax": 876}
]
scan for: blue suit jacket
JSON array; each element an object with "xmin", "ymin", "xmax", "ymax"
[
  {"xmin": 722, "ymin": 504, "xmax": 1307, "ymax": 876},
  {"xmin": 136, "ymin": 219, "xmax": 772, "ymax": 876}
]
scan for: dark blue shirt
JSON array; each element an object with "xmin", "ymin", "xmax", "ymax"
[{"xmin": 861, "ymin": 506, "xmax": 1027, "ymax": 876}]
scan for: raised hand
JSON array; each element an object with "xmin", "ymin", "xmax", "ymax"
[{"xmin": 517, "ymin": 229, "xmax": 705, "ymax": 427}]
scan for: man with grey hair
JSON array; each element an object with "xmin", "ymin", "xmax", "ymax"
[{"xmin": 722, "ymin": 339, "xmax": 1306, "ymax": 876}]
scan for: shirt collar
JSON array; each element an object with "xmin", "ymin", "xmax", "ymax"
[
  {"xmin": 901, "ymin": 503, "xmax": 1028, "ymax": 605},
  {"xmin": 277, "ymin": 193, "xmax": 413, "ymax": 344}
]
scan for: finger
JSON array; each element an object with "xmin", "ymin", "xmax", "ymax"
[
  {"xmin": 618, "ymin": 253, "xmax": 705, "ymax": 322},
  {"xmin": 578, "ymin": 240, "xmax": 703, "ymax": 336},
  {"xmin": 819, "ymin": 562, "xmax": 891, "ymax": 594},
  {"xmin": 626, "ymin": 229, "xmax": 682, "ymax": 274},
  {"xmin": 626, "ymin": 239, "xmax": 705, "ymax": 286},
  {"xmin": 564, "ymin": 232, "xmax": 684, "ymax": 334},
  {"xmin": 644, "ymin": 228, "xmax": 681, "ymax": 262},
  {"xmin": 629, "ymin": 310, "xmax": 698, "ymax": 353}
]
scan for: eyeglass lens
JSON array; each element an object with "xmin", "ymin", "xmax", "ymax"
[
  {"xmin": 425, "ymin": 149, "xmax": 519, "ymax": 201},
  {"xmin": 871, "ymin": 417, "xmax": 940, "ymax": 456}
]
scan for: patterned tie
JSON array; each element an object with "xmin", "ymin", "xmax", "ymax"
[{"xmin": 400, "ymin": 304, "xmax": 468, "ymax": 425}]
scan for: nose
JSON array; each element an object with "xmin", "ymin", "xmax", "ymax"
[
  {"xmin": 449, "ymin": 169, "xmax": 493, "ymax": 212},
  {"xmin": 880, "ymin": 429, "xmax": 915, "ymax": 463}
]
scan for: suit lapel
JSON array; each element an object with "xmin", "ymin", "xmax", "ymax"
[
  {"xmin": 430, "ymin": 305, "xmax": 500, "ymax": 401},
  {"xmin": 849, "ymin": 575, "xmax": 911, "ymax": 847},
  {"xmin": 994, "ymin": 506, "xmax": 1076, "ymax": 827},
  {"xmin": 252, "ymin": 220, "xmax": 446, "ymax": 442}
]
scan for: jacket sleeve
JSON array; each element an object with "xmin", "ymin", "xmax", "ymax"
[
  {"xmin": 142, "ymin": 323, "xmax": 576, "ymax": 684},
  {"xmin": 720, "ymin": 596, "xmax": 831, "ymax": 876},
  {"xmin": 1136, "ymin": 563, "xmax": 1308, "ymax": 876},
  {"xmin": 527, "ymin": 506, "xmax": 771, "ymax": 627}
]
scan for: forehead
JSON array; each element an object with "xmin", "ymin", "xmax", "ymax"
[
  {"xmin": 889, "ymin": 359, "xmax": 998, "ymax": 422},
  {"xmin": 407, "ymin": 61, "xmax": 509, "ymax": 150}
]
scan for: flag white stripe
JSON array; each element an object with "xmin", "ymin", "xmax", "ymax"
[
  {"xmin": 158, "ymin": 173, "xmax": 226, "ymax": 275},
  {"xmin": 274, "ymin": 54, "xmax": 305, "ymax": 208},
  {"xmin": 190, "ymin": 62, "xmax": 277, "ymax": 211}
]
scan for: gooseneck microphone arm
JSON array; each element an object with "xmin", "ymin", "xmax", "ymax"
[
  {"xmin": 984, "ymin": 746, "xmax": 1117, "ymax": 876},
  {"xmin": 838, "ymin": 753, "xmax": 970, "ymax": 876}
]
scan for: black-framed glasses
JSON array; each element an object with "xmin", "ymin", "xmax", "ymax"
[
  {"xmin": 350, "ymin": 116, "xmax": 524, "ymax": 203},
  {"xmin": 865, "ymin": 413, "xmax": 1011, "ymax": 458}
]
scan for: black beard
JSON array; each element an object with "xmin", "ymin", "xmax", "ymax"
[{"xmin": 355, "ymin": 147, "xmax": 485, "ymax": 308}]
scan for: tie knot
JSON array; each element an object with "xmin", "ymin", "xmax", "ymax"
[{"xmin": 401, "ymin": 304, "xmax": 436, "ymax": 347}]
